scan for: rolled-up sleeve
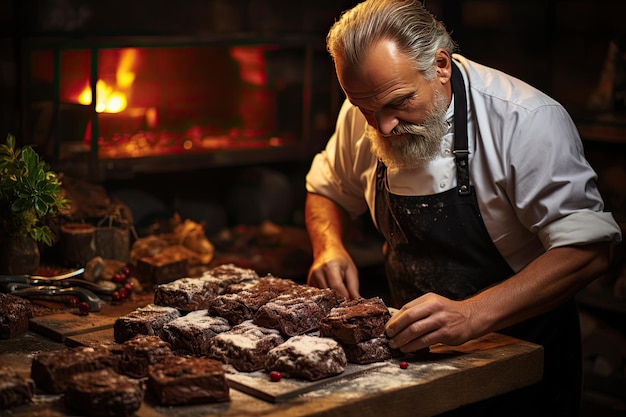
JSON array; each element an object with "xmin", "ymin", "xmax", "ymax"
[
  {"xmin": 506, "ymin": 104, "xmax": 622, "ymax": 249},
  {"xmin": 538, "ymin": 211, "xmax": 622, "ymax": 249}
]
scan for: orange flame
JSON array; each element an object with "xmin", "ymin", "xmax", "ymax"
[{"xmin": 77, "ymin": 49, "xmax": 137, "ymax": 113}]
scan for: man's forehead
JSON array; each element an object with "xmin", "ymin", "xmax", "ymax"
[{"xmin": 336, "ymin": 40, "xmax": 421, "ymax": 102}]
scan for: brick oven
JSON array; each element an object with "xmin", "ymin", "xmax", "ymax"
[{"xmin": 12, "ymin": 0, "xmax": 351, "ymax": 180}]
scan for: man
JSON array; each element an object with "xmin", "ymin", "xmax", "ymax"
[{"xmin": 304, "ymin": 0, "xmax": 622, "ymax": 415}]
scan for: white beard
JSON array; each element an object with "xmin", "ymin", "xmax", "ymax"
[{"xmin": 367, "ymin": 89, "xmax": 449, "ymax": 169}]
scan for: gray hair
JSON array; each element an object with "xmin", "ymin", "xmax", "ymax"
[{"xmin": 327, "ymin": 0, "xmax": 457, "ymax": 79}]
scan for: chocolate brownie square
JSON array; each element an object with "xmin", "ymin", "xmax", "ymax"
[
  {"xmin": 148, "ymin": 356, "xmax": 230, "ymax": 405},
  {"xmin": 207, "ymin": 321, "xmax": 284, "ymax": 372},
  {"xmin": 319, "ymin": 297, "xmax": 391, "ymax": 345},
  {"xmin": 119, "ymin": 335, "xmax": 172, "ymax": 378},
  {"xmin": 31, "ymin": 346, "xmax": 121, "ymax": 394},
  {"xmin": 162, "ymin": 310, "xmax": 231, "ymax": 355},
  {"xmin": 289, "ymin": 285, "xmax": 346, "ymax": 314},
  {"xmin": 64, "ymin": 368, "xmax": 144, "ymax": 417},
  {"xmin": 342, "ymin": 335, "xmax": 400, "ymax": 364},
  {"xmin": 264, "ymin": 335, "xmax": 347, "ymax": 381},
  {"xmin": 201, "ymin": 263, "xmax": 259, "ymax": 294},
  {"xmin": 253, "ymin": 294, "xmax": 326, "ymax": 336},
  {"xmin": 0, "ymin": 293, "xmax": 33, "ymax": 339},
  {"xmin": 0, "ymin": 366, "xmax": 35, "ymax": 409},
  {"xmin": 209, "ymin": 276, "xmax": 298, "ymax": 325},
  {"xmin": 154, "ymin": 277, "xmax": 217, "ymax": 312},
  {"xmin": 113, "ymin": 304, "xmax": 181, "ymax": 343}
]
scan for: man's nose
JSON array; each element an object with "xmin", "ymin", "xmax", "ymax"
[{"xmin": 374, "ymin": 110, "xmax": 399, "ymax": 136}]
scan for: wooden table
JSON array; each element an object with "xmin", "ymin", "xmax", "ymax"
[{"xmin": 0, "ymin": 327, "xmax": 543, "ymax": 417}]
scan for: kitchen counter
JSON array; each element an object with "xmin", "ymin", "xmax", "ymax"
[{"xmin": 0, "ymin": 296, "xmax": 543, "ymax": 417}]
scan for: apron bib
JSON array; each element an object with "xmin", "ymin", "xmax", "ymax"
[{"xmin": 373, "ymin": 62, "xmax": 582, "ymax": 416}]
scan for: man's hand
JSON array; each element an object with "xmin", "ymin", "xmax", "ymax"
[
  {"xmin": 307, "ymin": 247, "xmax": 360, "ymax": 299},
  {"xmin": 384, "ymin": 242, "xmax": 614, "ymax": 353},
  {"xmin": 305, "ymin": 192, "xmax": 361, "ymax": 299},
  {"xmin": 385, "ymin": 292, "xmax": 476, "ymax": 352}
]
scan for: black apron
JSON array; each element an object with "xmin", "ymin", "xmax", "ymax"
[{"xmin": 374, "ymin": 62, "xmax": 582, "ymax": 416}]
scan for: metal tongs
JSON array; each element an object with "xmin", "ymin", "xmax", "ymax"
[{"xmin": 0, "ymin": 268, "xmax": 102, "ymax": 312}]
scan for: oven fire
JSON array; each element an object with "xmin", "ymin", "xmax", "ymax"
[{"xmin": 29, "ymin": 44, "xmax": 306, "ymax": 163}]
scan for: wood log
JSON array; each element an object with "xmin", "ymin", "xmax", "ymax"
[{"xmin": 61, "ymin": 223, "xmax": 96, "ymax": 267}]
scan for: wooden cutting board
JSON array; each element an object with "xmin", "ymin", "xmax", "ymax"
[
  {"xmin": 226, "ymin": 362, "xmax": 386, "ymax": 403},
  {"xmin": 29, "ymin": 313, "xmax": 117, "ymax": 342}
]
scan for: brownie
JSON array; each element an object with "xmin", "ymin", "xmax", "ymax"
[
  {"xmin": 0, "ymin": 293, "xmax": 33, "ymax": 339},
  {"xmin": 342, "ymin": 335, "xmax": 400, "ymax": 364},
  {"xmin": 209, "ymin": 276, "xmax": 298, "ymax": 325},
  {"xmin": 148, "ymin": 356, "xmax": 230, "ymax": 405},
  {"xmin": 289, "ymin": 285, "xmax": 346, "ymax": 314},
  {"xmin": 119, "ymin": 335, "xmax": 172, "ymax": 378},
  {"xmin": 153, "ymin": 277, "xmax": 217, "ymax": 311},
  {"xmin": 64, "ymin": 368, "xmax": 144, "ymax": 417},
  {"xmin": 264, "ymin": 335, "xmax": 347, "ymax": 381},
  {"xmin": 201, "ymin": 263, "xmax": 259, "ymax": 294},
  {"xmin": 0, "ymin": 366, "xmax": 35, "ymax": 409},
  {"xmin": 247, "ymin": 275, "xmax": 299, "ymax": 296},
  {"xmin": 253, "ymin": 294, "xmax": 326, "ymax": 336},
  {"xmin": 31, "ymin": 346, "xmax": 121, "ymax": 394},
  {"xmin": 207, "ymin": 321, "xmax": 284, "ymax": 372},
  {"xmin": 319, "ymin": 297, "xmax": 391, "ymax": 345},
  {"xmin": 162, "ymin": 310, "xmax": 231, "ymax": 355},
  {"xmin": 113, "ymin": 304, "xmax": 181, "ymax": 343}
]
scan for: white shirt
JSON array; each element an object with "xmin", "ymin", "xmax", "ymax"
[{"xmin": 306, "ymin": 54, "xmax": 622, "ymax": 272}]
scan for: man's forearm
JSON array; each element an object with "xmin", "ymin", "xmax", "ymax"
[
  {"xmin": 304, "ymin": 192, "xmax": 351, "ymax": 257},
  {"xmin": 468, "ymin": 242, "xmax": 612, "ymax": 337}
]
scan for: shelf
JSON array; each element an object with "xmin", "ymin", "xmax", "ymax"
[{"xmin": 52, "ymin": 143, "xmax": 322, "ymax": 180}]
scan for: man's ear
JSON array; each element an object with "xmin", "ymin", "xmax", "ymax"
[{"xmin": 435, "ymin": 49, "xmax": 452, "ymax": 84}]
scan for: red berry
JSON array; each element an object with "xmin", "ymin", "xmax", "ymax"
[
  {"xmin": 78, "ymin": 302, "xmax": 90, "ymax": 315},
  {"xmin": 124, "ymin": 282, "xmax": 133, "ymax": 292},
  {"xmin": 67, "ymin": 296, "xmax": 79, "ymax": 307},
  {"xmin": 112, "ymin": 273, "xmax": 123, "ymax": 283},
  {"xmin": 269, "ymin": 371, "xmax": 282, "ymax": 382},
  {"xmin": 112, "ymin": 291, "xmax": 120, "ymax": 301},
  {"xmin": 399, "ymin": 361, "xmax": 409, "ymax": 369},
  {"xmin": 119, "ymin": 288, "xmax": 128, "ymax": 299},
  {"xmin": 122, "ymin": 266, "xmax": 130, "ymax": 275}
]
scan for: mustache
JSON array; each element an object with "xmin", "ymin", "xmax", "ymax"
[{"xmin": 389, "ymin": 121, "xmax": 429, "ymax": 137}]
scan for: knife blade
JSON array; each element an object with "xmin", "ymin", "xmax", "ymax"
[{"xmin": 0, "ymin": 268, "xmax": 85, "ymax": 284}]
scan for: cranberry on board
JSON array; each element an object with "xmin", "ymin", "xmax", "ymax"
[{"xmin": 78, "ymin": 301, "xmax": 90, "ymax": 315}]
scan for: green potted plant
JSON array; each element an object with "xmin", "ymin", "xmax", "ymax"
[{"xmin": 0, "ymin": 133, "xmax": 69, "ymax": 273}]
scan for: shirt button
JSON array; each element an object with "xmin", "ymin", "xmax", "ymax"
[{"xmin": 440, "ymin": 182, "xmax": 446, "ymax": 189}]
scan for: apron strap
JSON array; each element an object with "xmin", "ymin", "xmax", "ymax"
[{"xmin": 450, "ymin": 62, "xmax": 471, "ymax": 196}]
